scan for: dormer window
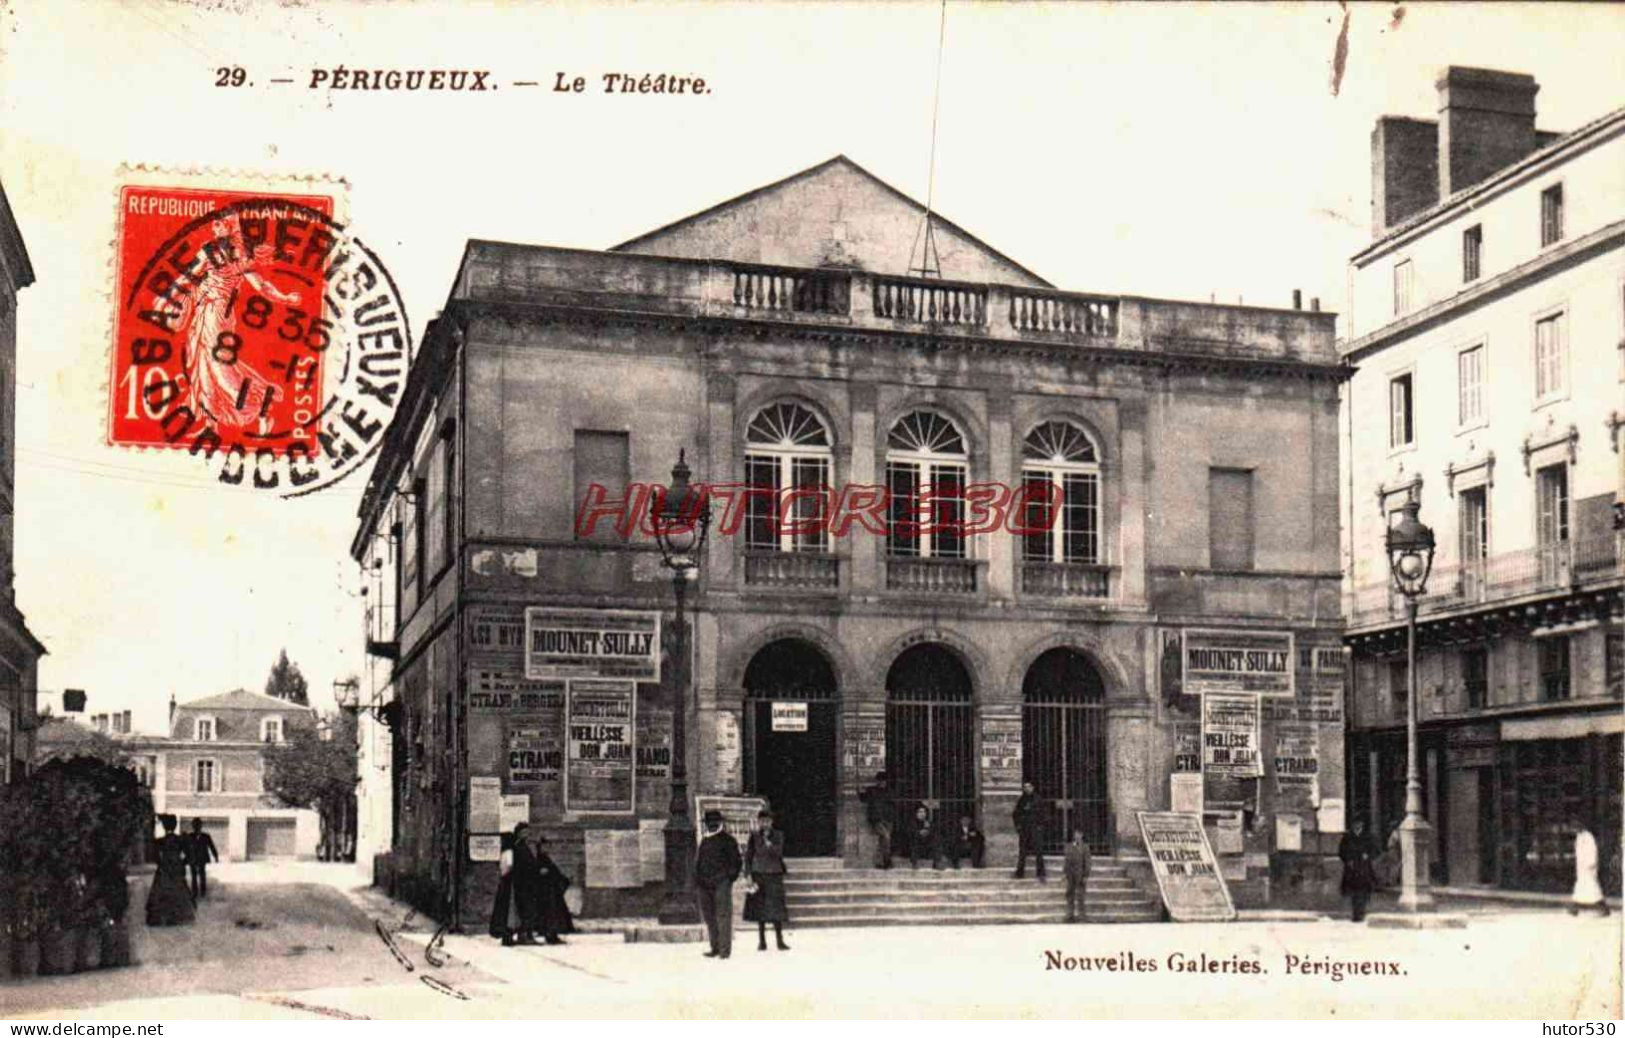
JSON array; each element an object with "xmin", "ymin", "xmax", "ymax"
[
  {"xmin": 261, "ymin": 716, "xmax": 284, "ymax": 743},
  {"xmin": 194, "ymin": 716, "xmax": 216, "ymax": 742}
]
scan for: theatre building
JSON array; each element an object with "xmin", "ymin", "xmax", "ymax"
[
  {"xmin": 352, "ymin": 156, "xmax": 1347, "ymax": 922},
  {"xmin": 1342, "ymin": 69, "xmax": 1624, "ymax": 895}
]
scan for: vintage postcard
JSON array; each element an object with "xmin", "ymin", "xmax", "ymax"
[{"xmin": 0, "ymin": 0, "xmax": 1620, "ymax": 1024}]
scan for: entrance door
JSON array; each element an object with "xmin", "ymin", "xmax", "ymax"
[
  {"xmin": 885, "ymin": 644, "xmax": 975, "ymax": 835},
  {"xmin": 743, "ymin": 639, "xmax": 838, "ymax": 857},
  {"xmin": 1022, "ymin": 648, "xmax": 1109, "ymax": 854}
]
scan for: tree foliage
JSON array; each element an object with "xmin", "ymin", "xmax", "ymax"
[
  {"xmin": 262, "ymin": 710, "xmax": 358, "ymax": 859},
  {"xmin": 264, "ymin": 648, "xmax": 310, "ymax": 705}
]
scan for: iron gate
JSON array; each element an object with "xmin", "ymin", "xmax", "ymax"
[
  {"xmin": 886, "ymin": 645, "xmax": 976, "ymax": 838},
  {"xmin": 1022, "ymin": 648, "xmax": 1110, "ymax": 854}
]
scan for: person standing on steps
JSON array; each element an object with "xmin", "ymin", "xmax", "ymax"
[
  {"xmin": 694, "ymin": 809, "xmax": 742, "ymax": 959},
  {"xmin": 743, "ymin": 809, "xmax": 791, "ymax": 952},
  {"xmin": 1063, "ymin": 827, "xmax": 1092, "ymax": 922},
  {"xmin": 1013, "ymin": 781, "xmax": 1046, "ymax": 881},
  {"xmin": 859, "ymin": 771, "xmax": 894, "ymax": 869}
]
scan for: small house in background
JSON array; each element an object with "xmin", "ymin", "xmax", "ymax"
[{"xmin": 114, "ymin": 689, "xmax": 322, "ymax": 861}]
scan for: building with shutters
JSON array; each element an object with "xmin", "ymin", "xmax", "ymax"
[
  {"xmin": 1342, "ymin": 68, "xmax": 1625, "ymax": 895},
  {"xmin": 116, "ymin": 689, "xmax": 322, "ymax": 861},
  {"xmin": 351, "ymin": 155, "xmax": 1347, "ymax": 923},
  {"xmin": 0, "ymin": 178, "xmax": 48, "ymax": 785}
]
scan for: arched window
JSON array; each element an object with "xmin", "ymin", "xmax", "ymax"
[
  {"xmin": 886, "ymin": 411, "xmax": 969, "ymax": 559},
  {"xmin": 743, "ymin": 402, "xmax": 833, "ymax": 553},
  {"xmin": 1021, "ymin": 421, "xmax": 1101, "ymax": 564}
]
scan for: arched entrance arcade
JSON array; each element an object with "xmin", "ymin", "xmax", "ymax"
[
  {"xmin": 885, "ymin": 643, "xmax": 976, "ymax": 835},
  {"xmin": 1021, "ymin": 647, "xmax": 1110, "ymax": 853},
  {"xmin": 742, "ymin": 638, "xmax": 839, "ymax": 856}
]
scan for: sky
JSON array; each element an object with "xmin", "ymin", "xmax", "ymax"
[{"xmin": 0, "ymin": 0, "xmax": 1621, "ymax": 732}]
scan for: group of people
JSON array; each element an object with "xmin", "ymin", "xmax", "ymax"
[
  {"xmin": 859, "ymin": 772, "xmax": 986, "ymax": 870},
  {"xmin": 146, "ymin": 815, "xmax": 221, "ymax": 927},
  {"xmin": 693, "ymin": 807, "xmax": 791, "ymax": 959},
  {"xmin": 1338, "ymin": 815, "xmax": 1613, "ymax": 922},
  {"xmin": 488, "ymin": 822, "xmax": 575, "ymax": 946}
]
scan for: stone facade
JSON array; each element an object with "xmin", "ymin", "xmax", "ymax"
[
  {"xmin": 1343, "ymin": 69, "xmax": 1625, "ymax": 893},
  {"xmin": 353, "ymin": 157, "xmax": 1347, "ymax": 923},
  {"xmin": 0, "ymin": 178, "xmax": 47, "ymax": 785}
]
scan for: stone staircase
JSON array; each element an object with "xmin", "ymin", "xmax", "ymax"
[{"xmin": 781, "ymin": 856, "xmax": 1164, "ymax": 929}]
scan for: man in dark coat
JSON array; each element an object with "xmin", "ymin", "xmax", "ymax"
[
  {"xmin": 527, "ymin": 831, "xmax": 572, "ymax": 944},
  {"xmin": 184, "ymin": 818, "xmax": 219, "ymax": 900},
  {"xmin": 858, "ymin": 772, "xmax": 894, "ymax": 869},
  {"xmin": 694, "ymin": 809, "xmax": 742, "ymax": 959},
  {"xmin": 1013, "ymin": 781, "xmax": 1046, "ymax": 880},
  {"xmin": 950, "ymin": 815, "xmax": 985, "ymax": 869},
  {"xmin": 1339, "ymin": 818, "xmax": 1377, "ymax": 922}
]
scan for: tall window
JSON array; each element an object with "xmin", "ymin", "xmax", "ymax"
[
  {"xmin": 1462, "ymin": 225, "xmax": 1482, "ymax": 283},
  {"xmin": 1536, "ymin": 464, "xmax": 1570, "ymax": 548},
  {"xmin": 1539, "ymin": 637, "xmax": 1571, "ymax": 701},
  {"xmin": 886, "ymin": 411, "xmax": 968, "ymax": 559},
  {"xmin": 1389, "ymin": 659, "xmax": 1409, "ymax": 709},
  {"xmin": 1208, "ymin": 468, "xmax": 1254, "ymax": 571},
  {"xmin": 1394, "ymin": 259, "xmax": 1415, "ymax": 315},
  {"xmin": 195, "ymin": 759, "xmax": 216, "ymax": 794},
  {"xmin": 1534, "ymin": 312, "xmax": 1566, "ymax": 400},
  {"xmin": 1462, "ymin": 648, "xmax": 1488, "ymax": 710},
  {"xmin": 194, "ymin": 717, "xmax": 215, "ymax": 742},
  {"xmin": 1459, "ymin": 485, "xmax": 1488, "ymax": 589},
  {"xmin": 1389, "ymin": 373, "xmax": 1414, "ymax": 448},
  {"xmin": 573, "ymin": 430, "xmax": 630, "ymax": 545},
  {"xmin": 743, "ymin": 402, "xmax": 832, "ymax": 553},
  {"xmin": 412, "ymin": 477, "xmax": 427, "ymax": 599},
  {"xmin": 1457, "ymin": 345, "xmax": 1484, "ymax": 425},
  {"xmin": 1020, "ymin": 421, "xmax": 1102, "ymax": 565},
  {"xmin": 1540, "ymin": 184, "xmax": 1564, "ymax": 246},
  {"xmin": 1607, "ymin": 630, "xmax": 1624, "ymax": 699},
  {"xmin": 261, "ymin": 716, "xmax": 284, "ymax": 743}
]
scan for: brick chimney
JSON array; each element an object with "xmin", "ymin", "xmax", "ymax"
[
  {"xmin": 1371, "ymin": 116, "xmax": 1440, "ymax": 235},
  {"xmin": 1437, "ymin": 66, "xmax": 1540, "ymax": 197}
]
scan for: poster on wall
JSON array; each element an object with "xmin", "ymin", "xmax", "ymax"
[
  {"xmin": 713, "ymin": 711, "xmax": 742, "ymax": 793},
  {"xmin": 1173, "ymin": 722, "xmax": 1201, "ymax": 772},
  {"xmin": 770, "ymin": 702, "xmax": 808, "ymax": 732},
  {"xmin": 469, "ymin": 835, "xmax": 501, "ymax": 862},
  {"xmin": 565, "ymin": 678, "xmax": 637, "ymax": 814},
  {"xmin": 694, "ymin": 794, "xmax": 769, "ymax": 852},
  {"xmin": 526, "ymin": 607, "xmax": 661, "ymax": 681},
  {"xmin": 1272, "ymin": 724, "xmax": 1320, "ymax": 803},
  {"xmin": 1170, "ymin": 772, "xmax": 1203, "ymax": 814},
  {"xmin": 842, "ymin": 705, "xmax": 886, "ymax": 790},
  {"xmin": 1136, "ymin": 811, "xmax": 1236, "ymax": 922},
  {"xmin": 584, "ymin": 828, "xmax": 644, "ymax": 888},
  {"xmin": 470, "ymin": 670, "xmax": 565, "ymax": 712},
  {"xmin": 1202, "ymin": 692, "xmax": 1262, "ymax": 777},
  {"xmin": 469, "ymin": 776, "xmax": 502, "ymax": 834},
  {"xmin": 499, "ymin": 793, "xmax": 530, "ymax": 833},
  {"xmin": 1183, "ymin": 629, "xmax": 1294, "ymax": 697},
  {"xmin": 639, "ymin": 818, "xmax": 667, "ymax": 883},
  {"xmin": 979, "ymin": 710, "xmax": 1023, "ymax": 793},
  {"xmin": 507, "ymin": 715, "xmax": 563, "ymax": 786},
  {"xmin": 635, "ymin": 709, "xmax": 673, "ymax": 782}
]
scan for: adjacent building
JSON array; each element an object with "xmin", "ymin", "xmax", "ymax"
[
  {"xmin": 0, "ymin": 178, "xmax": 48, "ymax": 785},
  {"xmin": 1342, "ymin": 68, "xmax": 1625, "ymax": 893},
  {"xmin": 119, "ymin": 690, "xmax": 322, "ymax": 860},
  {"xmin": 353, "ymin": 156, "xmax": 1348, "ymax": 923}
]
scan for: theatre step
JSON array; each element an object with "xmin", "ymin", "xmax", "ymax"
[{"xmin": 781, "ymin": 859, "xmax": 1163, "ymax": 928}]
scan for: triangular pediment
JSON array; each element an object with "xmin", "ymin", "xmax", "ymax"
[{"xmin": 612, "ymin": 155, "xmax": 1050, "ymax": 287}]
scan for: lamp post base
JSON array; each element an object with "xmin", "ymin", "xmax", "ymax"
[
  {"xmin": 657, "ymin": 820, "xmax": 700, "ymax": 925},
  {"xmin": 1396, "ymin": 814, "xmax": 1435, "ymax": 913}
]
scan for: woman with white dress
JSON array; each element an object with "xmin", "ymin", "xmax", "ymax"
[{"xmin": 1569, "ymin": 824, "xmax": 1610, "ymax": 918}]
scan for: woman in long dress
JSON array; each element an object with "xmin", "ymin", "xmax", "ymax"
[
  {"xmin": 145, "ymin": 815, "xmax": 195, "ymax": 926},
  {"xmin": 488, "ymin": 826, "xmax": 534, "ymax": 946},
  {"xmin": 743, "ymin": 809, "xmax": 790, "ymax": 951},
  {"xmin": 530, "ymin": 833, "xmax": 573, "ymax": 944},
  {"xmin": 1570, "ymin": 824, "xmax": 1610, "ymax": 917}
]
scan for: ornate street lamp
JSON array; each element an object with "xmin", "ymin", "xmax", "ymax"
[
  {"xmin": 1385, "ymin": 498, "xmax": 1436, "ymax": 912},
  {"xmin": 653, "ymin": 449, "xmax": 712, "ymax": 925}
]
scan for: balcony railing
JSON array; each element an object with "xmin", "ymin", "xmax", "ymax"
[
  {"xmin": 731, "ymin": 264, "xmax": 851, "ymax": 315},
  {"xmin": 886, "ymin": 556, "xmax": 979, "ymax": 594},
  {"xmin": 871, "ymin": 275, "xmax": 986, "ymax": 327},
  {"xmin": 1020, "ymin": 561, "xmax": 1112, "ymax": 599},
  {"xmin": 1352, "ymin": 535, "xmax": 1621, "ymax": 622},
  {"xmin": 742, "ymin": 551, "xmax": 840, "ymax": 590},
  {"xmin": 1009, "ymin": 290, "xmax": 1118, "ymax": 338}
]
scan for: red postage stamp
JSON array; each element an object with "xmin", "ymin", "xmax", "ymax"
[{"xmin": 107, "ymin": 175, "xmax": 408, "ymax": 496}]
